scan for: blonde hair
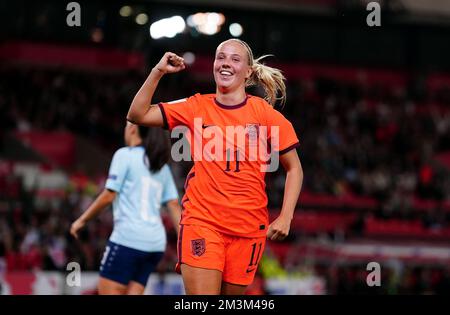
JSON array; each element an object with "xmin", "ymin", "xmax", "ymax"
[{"xmin": 225, "ymin": 39, "xmax": 286, "ymax": 107}]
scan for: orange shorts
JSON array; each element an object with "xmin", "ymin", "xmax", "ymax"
[{"xmin": 175, "ymin": 224, "xmax": 266, "ymax": 286}]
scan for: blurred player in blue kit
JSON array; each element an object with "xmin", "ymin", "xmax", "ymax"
[{"xmin": 70, "ymin": 122, "xmax": 181, "ymax": 295}]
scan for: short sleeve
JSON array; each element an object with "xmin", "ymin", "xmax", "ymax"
[
  {"xmin": 158, "ymin": 96, "xmax": 195, "ymax": 130},
  {"xmin": 161, "ymin": 165, "xmax": 179, "ymax": 203},
  {"xmin": 266, "ymin": 107, "xmax": 300, "ymax": 155},
  {"xmin": 105, "ymin": 148, "xmax": 129, "ymax": 192}
]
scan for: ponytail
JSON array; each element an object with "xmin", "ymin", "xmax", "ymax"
[
  {"xmin": 225, "ymin": 39, "xmax": 287, "ymax": 107},
  {"xmin": 138, "ymin": 126, "xmax": 171, "ymax": 173},
  {"xmin": 247, "ymin": 55, "xmax": 286, "ymax": 107}
]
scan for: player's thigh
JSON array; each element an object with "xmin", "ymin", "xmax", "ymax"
[
  {"xmin": 181, "ymin": 264, "xmax": 222, "ymax": 295},
  {"xmin": 221, "ymin": 281, "xmax": 247, "ymax": 295},
  {"xmin": 98, "ymin": 276, "xmax": 127, "ymax": 295},
  {"xmin": 127, "ymin": 281, "xmax": 146, "ymax": 295},
  {"xmin": 222, "ymin": 236, "xmax": 266, "ymax": 287},
  {"xmin": 177, "ymin": 224, "xmax": 226, "ymax": 294}
]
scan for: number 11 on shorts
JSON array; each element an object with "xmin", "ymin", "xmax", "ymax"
[{"xmin": 246, "ymin": 242, "xmax": 262, "ymax": 273}]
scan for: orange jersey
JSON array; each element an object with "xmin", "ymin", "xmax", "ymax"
[{"xmin": 159, "ymin": 93, "xmax": 299, "ymax": 237}]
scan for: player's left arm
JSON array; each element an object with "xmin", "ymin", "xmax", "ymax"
[
  {"xmin": 267, "ymin": 149, "xmax": 303, "ymax": 241},
  {"xmin": 166, "ymin": 199, "xmax": 181, "ymax": 236},
  {"xmin": 70, "ymin": 189, "xmax": 117, "ymax": 240}
]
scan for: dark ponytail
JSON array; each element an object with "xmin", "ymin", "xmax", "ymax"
[{"xmin": 138, "ymin": 126, "xmax": 171, "ymax": 173}]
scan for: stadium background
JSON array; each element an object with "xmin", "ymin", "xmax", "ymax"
[{"xmin": 0, "ymin": 0, "xmax": 449, "ymax": 294}]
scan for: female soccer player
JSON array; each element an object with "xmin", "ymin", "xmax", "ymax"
[
  {"xmin": 70, "ymin": 123, "xmax": 181, "ymax": 295},
  {"xmin": 127, "ymin": 39, "xmax": 303, "ymax": 295}
]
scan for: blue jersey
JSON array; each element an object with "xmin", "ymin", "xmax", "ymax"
[{"xmin": 105, "ymin": 146, "xmax": 179, "ymax": 252}]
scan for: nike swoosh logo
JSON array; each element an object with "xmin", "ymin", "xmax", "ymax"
[
  {"xmin": 202, "ymin": 124, "xmax": 215, "ymax": 129},
  {"xmin": 246, "ymin": 267, "xmax": 256, "ymax": 273}
]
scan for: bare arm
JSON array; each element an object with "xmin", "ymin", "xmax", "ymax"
[
  {"xmin": 127, "ymin": 52, "xmax": 185, "ymax": 127},
  {"xmin": 267, "ymin": 149, "xmax": 303, "ymax": 241},
  {"xmin": 166, "ymin": 199, "xmax": 182, "ymax": 236},
  {"xmin": 70, "ymin": 189, "xmax": 117, "ymax": 239}
]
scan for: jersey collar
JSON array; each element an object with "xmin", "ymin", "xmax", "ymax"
[{"xmin": 214, "ymin": 96, "xmax": 248, "ymax": 110}]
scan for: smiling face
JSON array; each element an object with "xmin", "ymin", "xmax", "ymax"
[{"xmin": 213, "ymin": 40, "xmax": 253, "ymax": 94}]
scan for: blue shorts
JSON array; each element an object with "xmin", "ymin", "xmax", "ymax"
[{"xmin": 99, "ymin": 241, "xmax": 164, "ymax": 286}]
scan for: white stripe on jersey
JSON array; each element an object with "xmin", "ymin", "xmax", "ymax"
[{"xmin": 167, "ymin": 98, "xmax": 187, "ymax": 104}]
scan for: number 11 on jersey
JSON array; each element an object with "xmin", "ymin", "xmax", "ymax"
[{"xmin": 225, "ymin": 149, "xmax": 241, "ymax": 172}]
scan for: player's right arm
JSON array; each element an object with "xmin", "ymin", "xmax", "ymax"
[
  {"xmin": 127, "ymin": 52, "xmax": 185, "ymax": 127},
  {"xmin": 70, "ymin": 189, "xmax": 116, "ymax": 239}
]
